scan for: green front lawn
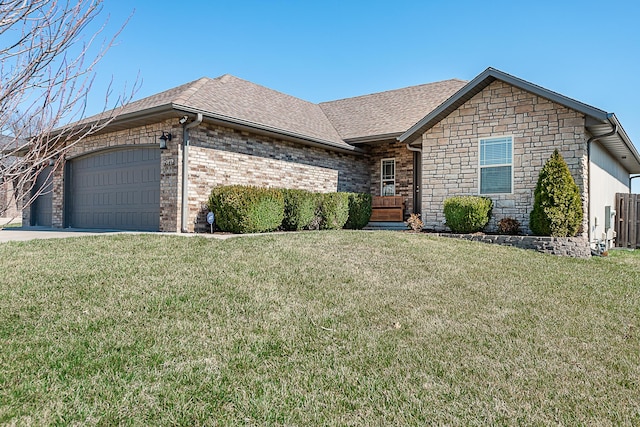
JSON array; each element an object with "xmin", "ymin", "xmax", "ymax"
[{"xmin": 1, "ymin": 232, "xmax": 638, "ymax": 425}]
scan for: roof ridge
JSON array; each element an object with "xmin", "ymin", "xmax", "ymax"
[{"xmin": 172, "ymin": 77, "xmax": 212, "ymax": 105}]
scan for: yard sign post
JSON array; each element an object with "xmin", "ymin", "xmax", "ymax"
[{"xmin": 207, "ymin": 212, "xmax": 215, "ymax": 233}]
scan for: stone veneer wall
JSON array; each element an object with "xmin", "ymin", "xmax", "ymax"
[
  {"xmin": 435, "ymin": 233, "xmax": 591, "ymax": 258},
  {"xmin": 421, "ymin": 80, "xmax": 589, "ymax": 236},
  {"xmin": 186, "ymin": 123, "xmax": 370, "ymax": 232},
  {"xmin": 368, "ymin": 141, "xmax": 414, "ymax": 217},
  {"xmin": 23, "ymin": 119, "xmax": 181, "ymax": 231}
]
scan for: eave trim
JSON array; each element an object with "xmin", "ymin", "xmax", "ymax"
[{"xmin": 173, "ymin": 104, "xmax": 364, "ymax": 155}]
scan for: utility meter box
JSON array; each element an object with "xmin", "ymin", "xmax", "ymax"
[
  {"xmin": 604, "ymin": 206, "xmax": 617, "ymax": 250},
  {"xmin": 605, "ymin": 206, "xmax": 613, "ymax": 230}
]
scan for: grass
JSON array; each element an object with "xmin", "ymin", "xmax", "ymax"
[{"xmin": 0, "ymin": 231, "xmax": 639, "ymax": 425}]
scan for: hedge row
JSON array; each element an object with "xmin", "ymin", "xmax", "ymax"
[
  {"xmin": 208, "ymin": 185, "xmax": 371, "ymax": 234},
  {"xmin": 208, "ymin": 186, "xmax": 284, "ymax": 234}
]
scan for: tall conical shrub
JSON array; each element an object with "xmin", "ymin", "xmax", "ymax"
[{"xmin": 529, "ymin": 149, "xmax": 583, "ymax": 236}]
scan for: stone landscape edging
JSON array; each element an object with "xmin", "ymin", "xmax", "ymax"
[{"xmin": 431, "ymin": 232, "xmax": 591, "ymax": 258}]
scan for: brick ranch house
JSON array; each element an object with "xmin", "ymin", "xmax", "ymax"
[{"xmin": 25, "ymin": 67, "xmax": 640, "ymax": 247}]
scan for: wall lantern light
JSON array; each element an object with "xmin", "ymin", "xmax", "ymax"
[{"xmin": 159, "ymin": 131, "xmax": 172, "ymax": 149}]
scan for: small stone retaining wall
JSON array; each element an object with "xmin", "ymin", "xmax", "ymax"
[{"xmin": 434, "ymin": 233, "xmax": 591, "ymax": 258}]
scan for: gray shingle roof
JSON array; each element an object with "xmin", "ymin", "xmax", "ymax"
[
  {"xmin": 319, "ymin": 79, "xmax": 467, "ymax": 141},
  {"xmin": 119, "ymin": 78, "xmax": 206, "ymax": 114},
  {"xmin": 172, "ymin": 74, "xmax": 347, "ymax": 148},
  {"xmin": 80, "ymin": 74, "xmax": 468, "ymax": 151}
]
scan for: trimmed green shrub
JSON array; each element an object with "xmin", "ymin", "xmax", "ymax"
[
  {"xmin": 281, "ymin": 189, "xmax": 317, "ymax": 231},
  {"xmin": 443, "ymin": 196, "xmax": 493, "ymax": 233},
  {"xmin": 319, "ymin": 192, "xmax": 349, "ymax": 230},
  {"xmin": 208, "ymin": 185, "xmax": 284, "ymax": 233},
  {"xmin": 530, "ymin": 149, "xmax": 583, "ymax": 237},
  {"xmin": 344, "ymin": 192, "xmax": 372, "ymax": 229}
]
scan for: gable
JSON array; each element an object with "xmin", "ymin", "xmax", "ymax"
[{"xmin": 400, "ymin": 68, "xmax": 640, "ymax": 174}]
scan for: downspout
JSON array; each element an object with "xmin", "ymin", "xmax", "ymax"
[
  {"xmin": 405, "ymin": 143, "xmax": 422, "ymax": 153},
  {"xmin": 181, "ymin": 113, "xmax": 203, "ymax": 233},
  {"xmin": 586, "ymin": 118, "xmax": 617, "ymax": 245},
  {"xmin": 630, "ymin": 175, "xmax": 640, "ymax": 193}
]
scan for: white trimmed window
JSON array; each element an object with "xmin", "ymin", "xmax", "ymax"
[
  {"xmin": 479, "ymin": 136, "xmax": 513, "ymax": 194},
  {"xmin": 381, "ymin": 158, "xmax": 396, "ymax": 196}
]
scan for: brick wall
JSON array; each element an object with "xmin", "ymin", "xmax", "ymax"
[
  {"xmin": 421, "ymin": 80, "xmax": 588, "ymax": 235},
  {"xmin": 186, "ymin": 123, "xmax": 370, "ymax": 232},
  {"xmin": 368, "ymin": 141, "xmax": 415, "ymax": 217},
  {"xmin": 20, "ymin": 188, "xmax": 29, "ymax": 226},
  {"xmin": 23, "ymin": 119, "xmax": 370, "ymax": 233},
  {"xmin": 50, "ymin": 165, "xmax": 64, "ymax": 227}
]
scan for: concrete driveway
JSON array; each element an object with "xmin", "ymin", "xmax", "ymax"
[
  {"xmin": 0, "ymin": 225, "xmax": 241, "ymax": 243},
  {"xmin": 0, "ymin": 218, "xmax": 274, "ymax": 243},
  {"xmin": 0, "ymin": 227, "xmax": 142, "ymax": 243}
]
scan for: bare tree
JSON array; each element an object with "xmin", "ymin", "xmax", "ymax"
[{"xmin": 0, "ymin": 0, "xmax": 137, "ymax": 223}]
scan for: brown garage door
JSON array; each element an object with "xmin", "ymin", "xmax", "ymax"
[{"xmin": 67, "ymin": 147, "xmax": 160, "ymax": 231}]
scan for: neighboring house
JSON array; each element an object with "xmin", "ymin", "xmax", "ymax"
[
  {"xmin": 0, "ymin": 135, "xmax": 21, "ymax": 219},
  {"xmin": 0, "ymin": 180, "xmax": 19, "ymax": 219},
  {"xmin": 24, "ymin": 68, "xmax": 640, "ymax": 249}
]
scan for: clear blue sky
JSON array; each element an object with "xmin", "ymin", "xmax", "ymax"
[{"xmin": 86, "ymin": 0, "xmax": 640, "ymax": 190}]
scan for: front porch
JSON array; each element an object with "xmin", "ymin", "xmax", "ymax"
[{"xmin": 366, "ymin": 140, "xmax": 421, "ymax": 222}]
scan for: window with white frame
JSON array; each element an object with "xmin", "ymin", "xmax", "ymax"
[
  {"xmin": 479, "ymin": 136, "xmax": 512, "ymax": 194},
  {"xmin": 381, "ymin": 158, "xmax": 396, "ymax": 196}
]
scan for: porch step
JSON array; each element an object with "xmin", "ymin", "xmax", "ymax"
[{"xmin": 363, "ymin": 221, "xmax": 408, "ymax": 231}]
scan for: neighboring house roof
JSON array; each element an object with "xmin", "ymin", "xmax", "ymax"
[
  {"xmin": 399, "ymin": 67, "xmax": 640, "ymax": 174},
  {"xmin": 0, "ymin": 134, "xmax": 26, "ymax": 157},
  {"xmin": 0, "ymin": 134, "xmax": 21, "ymax": 150},
  {"xmin": 319, "ymin": 79, "xmax": 467, "ymax": 143}
]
